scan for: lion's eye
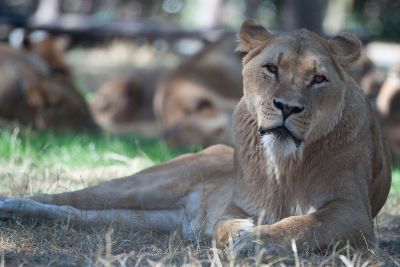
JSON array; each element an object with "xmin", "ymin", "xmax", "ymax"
[
  {"xmin": 263, "ymin": 64, "xmax": 278, "ymax": 76},
  {"xmin": 312, "ymin": 74, "xmax": 328, "ymax": 85}
]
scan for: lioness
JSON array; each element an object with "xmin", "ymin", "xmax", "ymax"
[
  {"xmin": 154, "ymin": 78, "xmax": 238, "ymax": 147},
  {"xmin": 0, "ymin": 37, "xmax": 96, "ymax": 131},
  {"xmin": 90, "ymin": 69, "xmax": 165, "ymax": 136},
  {"xmin": 153, "ymin": 35, "xmax": 242, "ymax": 147},
  {"xmin": 0, "ymin": 21, "xmax": 391, "ymax": 254}
]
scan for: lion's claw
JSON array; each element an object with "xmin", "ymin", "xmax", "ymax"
[{"xmin": 232, "ymin": 230, "xmax": 257, "ymax": 257}]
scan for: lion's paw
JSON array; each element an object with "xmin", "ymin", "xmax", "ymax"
[
  {"xmin": 214, "ymin": 218, "xmax": 255, "ymax": 251},
  {"xmin": 232, "ymin": 230, "xmax": 286, "ymax": 258},
  {"xmin": 230, "ymin": 218, "xmax": 255, "ymax": 240},
  {"xmin": 232, "ymin": 229, "xmax": 258, "ymax": 257}
]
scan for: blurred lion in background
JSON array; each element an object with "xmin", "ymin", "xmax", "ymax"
[
  {"xmin": 377, "ymin": 64, "xmax": 400, "ymax": 165},
  {"xmin": 0, "ymin": 34, "xmax": 96, "ymax": 131},
  {"xmin": 153, "ymin": 35, "xmax": 243, "ymax": 147},
  {"xmin": 90, "ymin": 35, "xmax": 243, "ymax": 146},
  {"xmin": 90, "ymin": 69, "xmax": 164, "ymax": 136},
  {"xmin": 350, "ymin": 52, "xmax": 385, "ymax": 99}
]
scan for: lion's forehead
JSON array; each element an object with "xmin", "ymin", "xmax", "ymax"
[{"xmin": 258, "ymin": 41, "xmax": 331, "ymax": 72}]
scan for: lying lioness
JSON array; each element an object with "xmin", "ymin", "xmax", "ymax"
[
  {"xmin": 153, "ymin": 35, "xmax": 242, "ymax": 147},
  {"xmin": 90, "ymin": 72, "xmax": 162, "ymax": 136},
  {"xmin": 0, "ymin": 21, "xmax": 391, "ymax": 254},
  {"xmin": 0, "ymin": 36, "xmax": 96, "ymax": 131}
]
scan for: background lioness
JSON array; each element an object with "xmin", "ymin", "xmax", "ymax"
[
  {"xmin": 0, "ymin": 20, "xmax": 391, "ymax": 255},
  {"xmin": 153, "ymin": 35, "xmax": 242, "ymax": 147},
  {"xmin": 377, "ymin": 64, "xmax": 400, "ymax": 165},
  {"xmin": 0, "ymin": 37, "xmax": 96, "ymax": 131}
]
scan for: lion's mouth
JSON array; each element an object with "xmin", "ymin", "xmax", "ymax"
[{"xmin": 260, "ymin": 126, "xmax": 303, "ymax": 147}]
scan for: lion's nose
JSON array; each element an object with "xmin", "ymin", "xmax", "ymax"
[{"xmin": 273, "ymin": 99, "xmax": 305, "ymax": 120}]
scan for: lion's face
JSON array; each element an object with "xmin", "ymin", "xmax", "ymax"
[
  {"xmin": 238, "ymin": 21, "xmax": 361, "ymax": 159},
  {"xmin": 91, "ymin": 77, "xmax": 143, "ymax": 126},
  {"xmin": 26, "ymin": 78, "xmax": 96, "ymax": 131}
]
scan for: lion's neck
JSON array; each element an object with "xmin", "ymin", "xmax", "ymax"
[
  {"xmin": 232, "ymin": 99, "xmax": 304, "ymax": 220},
  {"xmin": 233, "ymin": 98, "xmax": 302, "ymax": 179}
]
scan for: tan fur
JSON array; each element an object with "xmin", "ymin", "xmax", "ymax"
[
  {"xmin": 27, "ymin": 36, "xmax": 73, "ymax": 83},
  {"xmin": 0, "ymin": 21, "xmax": 391, "ymax": 254}
]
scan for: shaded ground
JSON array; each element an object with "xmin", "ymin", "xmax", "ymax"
[
  {"xmin": 1, "ymin": 212, "xmax": 400, "ymax": 266},
  {"xmin": 0, "ymin": 129, "xmax": 399, "ymax": 266},
  {"xmin": 377, "ymin": 213, "xmax": 400, "ymax": 264},
  {"xmin": 0, "ymin": 221, "xmax": 208, "ymax": 266}
]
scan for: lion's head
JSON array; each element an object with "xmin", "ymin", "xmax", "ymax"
[
  {"xmin": 26, "ymin": 78, "xmax": 97, "ymax": 131},
  {"xmin": 91, "ymin": 77, "xmax": 143, "ymax": 127},
  {"xmin": 237, "ymin": 20, "xmax": 362, "ymax": 161}
]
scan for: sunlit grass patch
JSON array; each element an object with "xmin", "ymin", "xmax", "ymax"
[
  {"xmin": 385, "ymin": 166, "xmax": 400, "ymax": 215},
  {"xmin": 0, "ymin": 127, "xmax": 196, "ymax": 167},
  {"xmin": 0, "ymin": 127, "xmax": 201, "ymax": 196},
  {"xmin": 390, "ymin": 166, "xmax": 400, "ymax": 195}
]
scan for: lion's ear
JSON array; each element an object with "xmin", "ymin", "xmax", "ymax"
[
  {"xmin": 329, "ymin": 32, "xmax": 362, "ymax": 68},
  {"xmin": 237, "ymin": 20, "xmax": 273, "ymax": 55}
]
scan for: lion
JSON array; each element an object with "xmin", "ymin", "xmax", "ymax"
[
  {"xmin": 0, "ymin": 37, "xmax": 96, "ymax": 131},
  {"xmin": 90, "ymin": 70, "xmax": 164, "ymax": 136},
  {"xmin": 153, "ymin": 35, "xmax": 242, "ymax": 147},
  {"xmin": 25, "ymin": 35, "xmax": 74, "ymax": 87},
  {"xmin": 377, "ymin": 64, "xmax": 400, "ymax": 165},
  {"xmin": 0, "ymin": 21, "xmax": 391, "ymax": 255},
  {"xmin": 349, "ymin": 52, "xmax": 385, "ymax": 99},
  {"xmin": 154, "ymin": 78, "xmax": 238, "ymax": 147}
]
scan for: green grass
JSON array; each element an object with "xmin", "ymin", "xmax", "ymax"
[
  {"xmin": 0, "ymin": 127, "xmax": 202, "ymax": 196},
  {"xmin": 0, "ymin": 127, "xmax": 199, "ymax": 168},
  {"xmin": 390, "ymin": 166, "xmax": 400, "ymax": 196}
]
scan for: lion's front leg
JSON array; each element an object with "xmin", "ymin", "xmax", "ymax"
[{"xmin": 232, "ymin": 201, "xmax": 376, "ymax": 256}]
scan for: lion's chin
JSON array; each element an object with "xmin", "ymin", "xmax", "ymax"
[{"xmin": 260, "ymin": 133, "xmax": 304, "ymax": 161}]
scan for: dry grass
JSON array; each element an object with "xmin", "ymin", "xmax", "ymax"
[
  {"xmin": 1, "ymin": 219, "xmax": 398, "ymax": 266},
  {"xmin": 1, "ymin": 220, "xmax": 211, "ymax": 266},
  {"xmin": 1, "ymin": 153, "xmax": 400, "ymax": 266}
]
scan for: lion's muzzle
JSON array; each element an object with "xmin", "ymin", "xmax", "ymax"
[{"xmin": 258, "ymin": 125, "xmax": 303, "ymax": 147}]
